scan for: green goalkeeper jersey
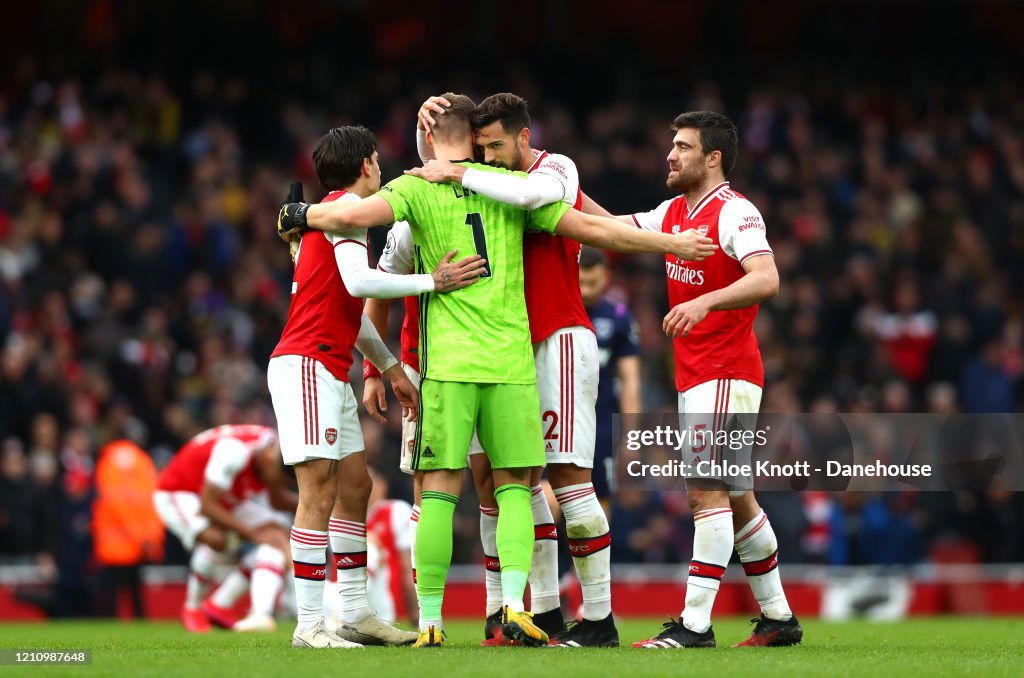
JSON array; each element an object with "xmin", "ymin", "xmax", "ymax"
[{"xmin": 377, "ymin": 162, "xmax": 570, "ymax": 384}]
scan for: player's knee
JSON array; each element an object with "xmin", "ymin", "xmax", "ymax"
[
  {"xmin": 300, "ymin": 486, "xmax": 337, "ymax": 518},
  {"xmin": 196, "ymin": 526, "xmax": 228, "ymax": 552},
  {"xmin": 473, "ymin": 474, "xmax": 495, "ymax": 504},
  {"xmin": 686, "ymin": 488, "xmax": 729, "ymax": 513},
  {"xmin": 422, "ymin": 468, "xmax": 464, "ymax": 495},
  {"xmin": 728, "ymin": 490, "xmax": 760, "ymax": 521},
  {"xmin": 277, "ymin": 531, "xmax": 294, "ymax": 567},
  {"xmin": 492, "ymin": 467, "xmax": 531, "ymax": 489},
  {"xmin": 255, "ymin": 524, "xmax": 288, "ymax": 548},
  {"xmin": 547, "ymin": 464, "xmax": 567, "ymax": 488},
  {"xmin": 254, "ymin": 542, "xmax": 287, "ymax": 569},
  {"xmin": 469, "ymin": 455, "xmax": 494, "ymax": 500},
  {"xmin": 344, "ymin": 470, "xmax": 373, "ymax": 508},
  {"xmin": 547, "ymin": 463, "xmax": 589, "ymax": 490}
]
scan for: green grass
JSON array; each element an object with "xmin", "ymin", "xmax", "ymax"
[{"xmin": 1, "ymin": 618, "xmax": 1023, "ymax": 677}]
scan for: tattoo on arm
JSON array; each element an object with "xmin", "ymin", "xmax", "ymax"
[{"xmin": 438, "ymin": 270, "xmax": 453, "ymax": 291}]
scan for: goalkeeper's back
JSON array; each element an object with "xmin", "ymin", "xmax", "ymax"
[{"xmin": 376, "ymin": 166, "xmax": 568, "ymax": 385}]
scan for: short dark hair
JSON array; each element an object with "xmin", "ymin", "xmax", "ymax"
[
  {"xmin": 473, "ymin": 92, "xmax": 530, "ymax": 135},
  {"xmin": 671, "ymin": 111, "xmax": 738, "ymax": 176},
  {"xmin": 312, "ymin": 126, "xmax": 376, "ymax": 191},
  {"xmin": 579, "ymin": 246, "xmax": 607, "ymax": 269},
  {"xmin": 431, "ymin": 92, "xmax": 477, "ymax": 144}
]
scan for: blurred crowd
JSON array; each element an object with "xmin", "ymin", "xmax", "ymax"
[{"xmin": 2, "ymin": 52, "xmax": 1024, "ymax": 612}]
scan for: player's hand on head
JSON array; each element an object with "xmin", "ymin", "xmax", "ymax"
[
  {"xmin": 431, "ymin": 249, "xmax": 487, "ymax": 293},
  {"xmin": 673, "ymin": 229, "xmax": 717, "ymax": 262},
  {"xmin": 663, "ymin": 299, "xmax": 710, "ymax": 338},
  {"xmin": 362, "ymin": 376, "xmax": 388, "ymax": 424},
  {"xmin": 404, "ymin": 159, "xmax": 457, "ymax": 184},
  {"xmin": 417, "ymin": 96, "xmax": 451, "ymax": 131}
]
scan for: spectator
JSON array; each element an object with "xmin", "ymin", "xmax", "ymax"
[
  {"xmin": 92, "ymin": 439, "xmax": 164, "ymax": 618},
  {"xmin": 2, "ymin": 30, "xmax": 1024, "ymax": 568},
  {"xmin": 0, "ymin": 438, "xmax": 55, "ymax": 571}
]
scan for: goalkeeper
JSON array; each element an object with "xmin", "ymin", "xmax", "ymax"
[{"xmin": 278, "ymin": 93, "xmax": 714, "ymax": 648}]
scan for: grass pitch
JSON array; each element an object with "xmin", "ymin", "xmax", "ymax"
[{"xmin": 2, "ymin": 617, "xmax": 1022, "ymax": 677}]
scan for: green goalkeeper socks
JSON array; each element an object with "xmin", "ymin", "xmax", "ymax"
[
  {"xmin": 416, "ymin": 490, "xmax": 459, "ymax": 628},
  {"xmin": 494, "ymin": 483, "xmax": 534, "ymax": 610}
]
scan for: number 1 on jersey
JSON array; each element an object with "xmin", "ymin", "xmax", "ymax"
[{"xmin": 465, "ymin": 213, "xmax": 492, "ymax": 277}]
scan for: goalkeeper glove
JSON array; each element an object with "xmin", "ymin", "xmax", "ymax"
[
  {"xmin": 282, "ymin": 180, "xmax": 304, "ymax": 205},
  {"xmin": 278, "ymin": 181, "xmax": 309, "ymax": 241},
  {"xmin": 278, "ymin": 202, "xmax": 310, "ymax": 241},
  {"xmin": 278, "ymin": 182, "xmax": 307, "ymax": 262}
]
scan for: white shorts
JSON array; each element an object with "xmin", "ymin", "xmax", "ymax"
[
  {"xmin": 153, "ymin": 490, "xmax": 281, "ymax": 550},
  {"xmin": 534, "ymin": 326, "xmax": 598, "ymax": 468},
  {"xmin": 678, "ymin": 378, "xmax": 763, "ymax": 491},
  {"xmin": 268, "ymin": 355, "xmax": 364, "ymax": 466},
  {"xmin": 399, "ymin": 363, "xmax": 484, "ymax": 474}
]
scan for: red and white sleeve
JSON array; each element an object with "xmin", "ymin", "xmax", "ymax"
[
  {"xmin": 203, "ymin": 437, "xmax": 250, "ymax": 490},
  {"xmin": 630, "ymin": 198, "xmax": 674, "ymax": 232},
  {"xmin": 719, "ymin": 199, "xmax": 773, "ymax": 264},
  {"xmin": 333, "ymin": 226, "xmax": 433, "ymax": 298},
  {"xmin": 377, "ymin": 221, "xmax": 416, "ymax": 274},
  {"xmin": 531, "ymin": 153, "xmax": 580, "ymax": 207}
]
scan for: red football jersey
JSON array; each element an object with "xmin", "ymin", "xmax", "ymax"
[
  {"xmin": 399, "ymin": 297, "xmax": 419, "ymax": 372},
  {"xmin": 522, "ymin": 151, "xmax": 594, "ymax": 343},
  {"xmin": 633, "ymin": 182, "xmax": 773, "ymax": 392},
  {"xmin": 156, "ymin": 425, "xmax": 273, "ymax": 505},
  {"xmin": 270, "ymin": 190, "xmax": 364, "ymax": 382}
]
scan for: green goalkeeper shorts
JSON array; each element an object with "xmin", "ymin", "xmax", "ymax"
[{"xmin": 412, "ymin": 379, "xmax": 544, "ymax": 471}]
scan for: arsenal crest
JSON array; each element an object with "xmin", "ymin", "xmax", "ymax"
[{"xmin": 325, "ymin": 428, "xmax": 338, "ymax": 445}]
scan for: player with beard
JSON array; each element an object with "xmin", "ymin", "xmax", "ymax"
[
  {"xmin": 410, "ymin": 93, "xmax": 605, "ymax": 645},
  {"xmin": 407, "ymin": 93, "xmax": 713, "ymax": 647},
  {"xmin": 597, "ymin": 111, "xmax": 802, "ymax": 648},
  {"xmin": 277, "ymin": 94, "xmax": 718, "ymax": 648}
]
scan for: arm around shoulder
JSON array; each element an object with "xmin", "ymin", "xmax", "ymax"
[
  {"xmin": 554, "ymin": 210, "xmax": 668, "ymax": 254},
  {"xmin": 308, "ymin": 195, "xmax": 397, "ymax": 233},
  {"xmin": 462, "ymin": 168, "xmax": 565, "ymax": 210},
  {"xmin": 335, "ymin": 239, "xmax": 434, "ymax": 299}
]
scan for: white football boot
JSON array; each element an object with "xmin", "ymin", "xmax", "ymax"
[
  {"xmin": 291, "ymin": 619, "xmax": 364, "ymax": 648},
  {"xmin": 329, "ymin": 611, "xmax": 419, "ymax": 646},
  {"xmin": 233, "ymin": 612, "xmax": 277, "ymax": 633}
]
